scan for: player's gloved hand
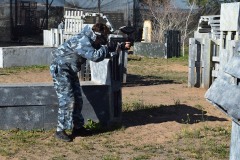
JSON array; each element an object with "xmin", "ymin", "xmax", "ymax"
[
  {"xmin": 107, "ymin": 41, "xmax": 117, "ymax": 52},
  {"xmin": 120, "ymin": 42, "xmax": 131, "ymax": 50}
]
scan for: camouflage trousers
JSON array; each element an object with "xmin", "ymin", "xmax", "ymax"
[{"xmin": 50, "ymin": 62, "xmax": 84, "ymax": 131}]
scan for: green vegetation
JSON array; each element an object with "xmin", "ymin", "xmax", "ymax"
[
  {"xmin": 84, "ymin": 119, "xmax": 101, "ymax": 130},
  {"xmin": 0, "ymin": 115, "xmax": 231, "ymax": 160},
  {"xmin": 174, "ymin": 126, "xmax": 231, "ymax": 159},
  {"xmin": 0, "ymin": 65, "xmax": 49, "ymax": 75},
  {"xmin": 127, "ymin": 55, "xmax": 188, "ymax": 84}
]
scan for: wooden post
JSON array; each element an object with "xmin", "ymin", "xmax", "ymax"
[
  {"xmin": 45, "ymin": 0, "xmax": 48, "ymax": 29},
  {"xmin": 117, "ymin": 50, "xmax": 128, "ymax": 83},
  {"xmin": 202, "ymin": 38, "xmax": 212, "ymax": 89},
  {"xmin": 230, "ymin": 120, "xmax": 240, "ymax": 160},
  {"xmin": 188, "ymin": 38, "xmax": 196, "ymax": 87}
]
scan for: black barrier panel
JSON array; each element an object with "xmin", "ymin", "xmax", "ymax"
[
  {"xmin": 164, "ymin": 30, "xmax": 181, "ymax": 58},
  {"xmin": 110, "ymin": 51, "xmax": 122, "ymax": 120}
]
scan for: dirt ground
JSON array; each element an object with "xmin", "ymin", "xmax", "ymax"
[{"xmin": 0, "ymin": 62, "xmax": 232, "ymax": 160}]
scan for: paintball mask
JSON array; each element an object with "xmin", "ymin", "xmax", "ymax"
[{"xmin": 94, "ymin": 31, "xmax": 108, "ymax": 45}]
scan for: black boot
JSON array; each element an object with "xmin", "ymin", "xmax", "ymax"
[
  {"xmin": 55, "ymin": 130, "xmax": 72, "ymax": 142},
  {"xmin": 72, "ymin": 127, "xmax": 93, "ymax": 138}
]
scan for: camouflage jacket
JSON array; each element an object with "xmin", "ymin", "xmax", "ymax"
[{"xmin": 51, "ymin": 25, "xmax": 108, "ymax": 73}]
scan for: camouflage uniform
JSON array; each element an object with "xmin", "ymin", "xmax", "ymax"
[{"xmin": 50, "ymin": 25, "xmax": 108, "ymax": 132}]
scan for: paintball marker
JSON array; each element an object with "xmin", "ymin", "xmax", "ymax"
[
  {"xmin": 107, "ymin": 26, "xmax": 135, "ymax": 82},
  {"xmin": 107, "ymin": 25, "xmax": 135, "ymax": 55}
]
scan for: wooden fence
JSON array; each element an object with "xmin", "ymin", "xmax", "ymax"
[
  {"xmin": 190, "ymin": 3, "xmax": 240, "ymax": 159},
  {"xmin": 43, "ymin": 10, "xmax": 110, "ymax": 47},
  {"xmin": 43, "ymin": 10, "xmax": 85, "ymax": 47},
  {"xmin": 43, "ymin": 28, "xmax": 63, "ymax": 47},
  {"xmin": 187, "ymin": 14, "xmax": 238, "ymax": 89}
]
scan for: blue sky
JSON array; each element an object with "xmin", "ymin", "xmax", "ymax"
[
  {"xmin": 36, "ymin": 0, "xmax": 64, "ymax": 6},
  {"xmin": 38, "ymin": 0, "xmax": 192, "ymax": 9}
]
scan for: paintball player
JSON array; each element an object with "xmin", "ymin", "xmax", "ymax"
[
  {"xmin": 58, "ymin": 18, "xmax": 65, "ymax": 34},
  {"xmin": 50, "ymin": 23, "xmax": 112, "ymax": 142}
]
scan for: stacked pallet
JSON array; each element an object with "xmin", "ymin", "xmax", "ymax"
[{"xmin": 197, "ymin": 15, "xmax": 220, "ymax": 39}]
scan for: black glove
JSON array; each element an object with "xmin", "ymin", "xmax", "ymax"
[
  {"xmin": 107, "ymin": 40, "xmax": 117, "ymax": 52},
  {"xmin": 120, "ymin": 42, "xmax": 126, "ymax": 50}
]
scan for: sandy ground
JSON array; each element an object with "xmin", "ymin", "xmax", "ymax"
[{"xmin": 0, "ymin": 63, "xmax": 231, "ymax": 160}]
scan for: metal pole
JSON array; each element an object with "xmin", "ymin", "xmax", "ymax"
[
  {"xmin": 15, "ymin": 0, "xmax": 17, "ymax": 26},
  {"xmin": 133, "ymin": 0, "xmax": 135, "ymax": 27},
  {"xmin": 98, "ymin": 0, "xmax": 100, "ymax": 14},
  {"xmin": 126, "ymin": 0, "xmax": 129, "ymax": 25},
  {"xmin": 97, "ymin": 0, "xmax": 100, "ymax": 23},
  {"xmin": 46, "ymin": 0, "xmax": 49, "ymax": 29},
  {"xmin": 10, "ymin": 0, "xmax": 13, "ymax": 39}
]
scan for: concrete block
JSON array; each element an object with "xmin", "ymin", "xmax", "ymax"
[
  {"xmin": 220, "ymin": 2, "xmax": 240, "ymax": 31},
  {"xmin": 90, "ymin": 59, "xmax": 111, "ymax": 85},
  {"xmin": 0, "ymin": 83, "xmax": 58, "ymax": 106},
  {"xmin": 0, "ymin": 83, "xmax": 58, "ymax": 130},
  {"xmin": 133, "ymin": 42, "xmax": 165, "ymax": 58},
  {"xmin": 0, "ymin": 46, "xmax": 55, "ymax": 68},
  {"xmin": 0, "ymin": 105, "xmax": 58, "ymax": 130},
  {"xmin": 0, "ymin": 81, "xmax": 119, "ymax": 130}
]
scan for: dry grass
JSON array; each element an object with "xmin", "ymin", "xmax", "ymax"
[{"xmin": 0, "ymin": 55, "xmax": 231, "ymax": 160}]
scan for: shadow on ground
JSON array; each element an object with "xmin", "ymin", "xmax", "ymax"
[
  {"xmin": 121, "ymin": 104, "xmax": 228, "ymax": 128},
  {"xmin": 123, "ymin": 74, "xmax": 179, "ymax": 87}
]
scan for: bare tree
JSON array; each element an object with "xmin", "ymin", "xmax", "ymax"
[
  {"xmin": 140, "ymin": 0, "xmax": 199, "ymax": 55},
  {"xmin": 182, "ymin": 0, "xmax": 196, "ymax": 56}
]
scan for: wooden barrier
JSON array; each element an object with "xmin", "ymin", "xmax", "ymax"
[
  {"xmin": 0, "ymin": 64, "xmax": 122, "ymax": 130},
  {"xmin": 164, "ymin": 30, "xmax": 181, "ymax": 58},
  {"xmin": 198, "ymin": 15, "xmax": 220, "ymax": 40},
  {"xmin": 188, "ymin": 38, "xmax": 214, "ymax": 88},
  {"xmin": 43, "ymin": 10, "xmax": 112, "ymax": 48},
  {"xmin": 43, "ymin": 28, "xmax": 63, "ymax": 47},
  {"xmin": 204, "ymin": 3, "xmax": 240, "ymax": 159},
  {"xmin": 188, "ymin": 12, "xmax": 238, "ymax": 89}
]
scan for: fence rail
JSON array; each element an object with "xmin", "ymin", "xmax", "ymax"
[
  {"xmin": 43, "ymin": 29, "xmax": 63, "ymax": 47},
  {"xmin": 43, "ymin": 10, "xmax": 111, "ymax": 48}
]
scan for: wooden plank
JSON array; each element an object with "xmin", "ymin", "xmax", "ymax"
[
  {"xmin": 211, "ymin": 70, "xmax": 218, "ymax": 77},
  {"xmin": 214, "ymin": 63, "xmax": 220, "ymax": 70},
  {"xmin": 122, "ymin": 51, "xmax": 128, "ymax": 83},
  {"xmin": 212, "ymin": 56, "xmax": 220, "ymax": 62},
  {"xmin": 202, "ymin": 38, "xmax": 212, "ymax": 89},
  {"xmin": 188, "ymin": 38, "xmax": 197, "ymax": 87}
]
